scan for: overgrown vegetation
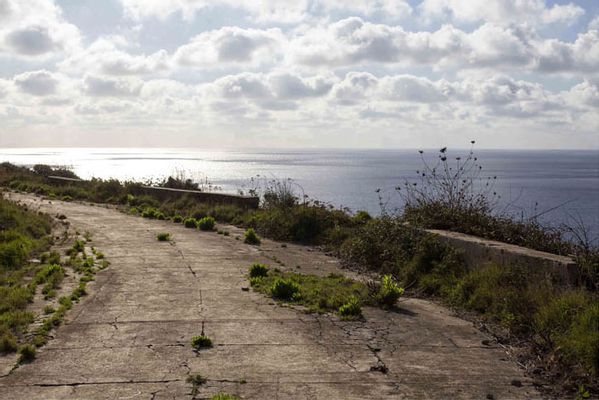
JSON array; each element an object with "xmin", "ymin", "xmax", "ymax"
[
  {"xmin": 249, "ymin": 266, "xmax": 374, "ymax": 317},
  {"xmin": 0, "ymin": 196, "xmax": 52, "ymax": 354}
]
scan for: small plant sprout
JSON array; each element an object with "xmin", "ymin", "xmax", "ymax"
[
  {"xmin": 197, "ymin": 216, "xmax": 216, "ymax": 231},
  {"xmin": 270, "ymin": 278, "xmax": 300, "ymax": 301},
  {"xmin": 338, "ymin": 296, "xmax": 362, "ymax": 319},
  {"xmin": 249, "ymin": 263, "xmax": 269, "ymax": 278},
  {"xmin": 156, "ymin": 232, "xmax": 171, "ymax": 241},
  {"xmin": 184, "ymin": 217, "xmax": 198, "ymax": 228},
  {"xmin": 376, "ymin": 275, "xmax": 404, "ymax": 307},
  {"xmin": 191, "ymin": 335, "xmax": 213, "ymax": 350},
  {"xmin": 244, "ymin": 228, "xmax": 261, "ymax": 245},
  {"xmin": 186, "ymin": 373, "xmax": 207, "ymax": 396}
]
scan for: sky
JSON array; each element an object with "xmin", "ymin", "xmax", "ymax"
[{"xmin": 0, "ymin": 0, "xmax": 598, "ymax": 149}]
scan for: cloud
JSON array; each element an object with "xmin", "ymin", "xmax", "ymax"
[
  {"xmin": 535, "ymin": 30, "xmax": 599, "ymax": 73},
  {"xmin": 287, "ymin": 17, "xmax": 599, "ymax": 76},
  {"xmin": 82, "ymin": 75, "xmax": 142, "ymax": 97},
  {"xmin": 174, "ymin": 27, "xmax": 283, "ymax": 67},
  {"xmin": 589, "ymin": 16, "xmax": 599, "ymax": 30},
  {"xmin": 60, "ymin": 36, "xmax": 169, "ymax": 76},
  {"xmin": 118, "ymin": 0, "xmax": 414, "ymax": 23},
  {"xmin": 419, "ymin": 0, "xmax": 584, "ymax": 26},
  {"xmin": 14, "ymin": 70, "xmax": 59, "ymax": 96},
  {"xmin": 0, "ymin": 0, "xmax": 81, "ymax": 57}
]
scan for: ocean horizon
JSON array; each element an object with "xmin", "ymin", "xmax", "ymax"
[{"xmin": 2, "ymin": 147, "xmax": 598, "ymax": 239}]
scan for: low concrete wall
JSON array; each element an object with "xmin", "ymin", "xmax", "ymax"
[
  {"xmin": 46, "ymin": 176, "xmax": 260, "ymax": 209},
  {"xmin": 131, "ymin": 186, "xmax": 259, "ymax": 209},
  {"xmin": 426, "ymin": 228, "xmax": 579, "ymax": 285}
]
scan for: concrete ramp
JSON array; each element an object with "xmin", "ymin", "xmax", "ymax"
[{"xmin": 0, "ymin": 193, "xmax": 540, "ymax": 399}]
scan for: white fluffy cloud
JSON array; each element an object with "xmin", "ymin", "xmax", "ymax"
[
  {"xmin": 1, "ymin": 1, "xmax": 597, "ymax": 148},
  {"xmin": 420, "ymin": 0, "xmax": 584, "ymax": 26},
  {"xmin": 60, "ymin": 36, "xmax": 169, "ymax": 76},
  {"xmin": 286, "ymin": 17, "xmax": 599, "ymax": 75},
  {"xmin": 14, "ymin": 70, "xmax": 59, "ymax": 96},
  {"xmin": 82, "ymin": 75, "xmax": 143, "ymax": 97},
  {"xmin": 119, "ymin": 0, "xmax": 412, "ymax": 23},
  {"xmin": 174, "ymin": 27, "xmax": 284, "ymax": 67},
  {"xmin": 0, "ymin": 0, "xmax": 80, "ymax": 57}
]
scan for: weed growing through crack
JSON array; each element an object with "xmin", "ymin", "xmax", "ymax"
[
  {"xmin": 186, "ymin": 373, "xmax": 207, "ymax": 396},
  {"xmin": 376, "ymin": 275, "xmax": 404, "ymax": 308},
  {"xmin": 249, "ymin": 263, "xmax": 269, "ymax": 278},
  {"xmin": 243, "ymin": 228, "xmax": 261, "ymax": 245},
  {"xmin": 197, "ymin": 216, "xmax": 215, "ymax": 231},
  {"xmin": 270, "ymin": 278, "xmax": 301, "ymax": 301},
  {"xmin": 184, "ymin": 218, "xmax": 198, "ymax": 228},
  {"xmin": 338, "ymin": 296, "xmax": 363, "ymax": 320},
  {"xmin": 156, "ymin": 232, "xmax": 171, "ymax": 242},
  {"xmin": 18, "ymin": 344, "xmax": 36, "ymax": 363},
  {"xmin": 191, "ymin": 335, "xmax": 213, "ymax": 350}
]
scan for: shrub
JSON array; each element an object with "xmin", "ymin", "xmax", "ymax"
[
  {"xmin": 249, "ymin": 263, "xmax": 269, "ymax": 278},
  {"xmin": 338, "ymin": 296, "xmax": 362, "ymax": 319},
  {"xmin": 376, "ymin": 275, "xmax": 404, "ymax": 307},
  {"xmin": 244, "ymin": 228, "xmax": 261, "ymax": 245},
  {"xmin": 43, "ymin": 305, "xmax": 55, "ymax": 315},
  {"xmin": 354, "ymin": 210, "xmax": 372, "ymax": 223},
  {"xmin": 562, "ymin": 304, "xmax": 599, "ymax": 374},
  {"xmin": 156, "ymin": 232, "xmax": 171, "ymax": 242},
  {"xmin": 191, "ymin": 335, "xmax": 212, "ymax": 350},
  {"xmin": 0, "ymin": 240, "xmax": 31, "ymax": 269},
  {"xmin": 0, "ymin": 332, "xmax": 18, "ymax": 353},
  {"xmin": 184, "ymin": 218, "xmax": 198, "ymax": 228},
  {"xmin": 172, "ymin": 215, "xmax": 183, "ymax": 223},
  {"xmin": 270, "ymin": 278, "xmax": 300, "ymax": 301},
  {"xmin": 18, "ymin": 344, "xmax": 36, "ymax": 363},
  {"xmin": 197, "ymin": 216, "xmax": 215, "ymax": 231}
]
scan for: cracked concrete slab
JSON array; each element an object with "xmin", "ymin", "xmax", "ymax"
[{"xmin": 0, "ymin": 192, "xmax": 541, "ymax": 399}]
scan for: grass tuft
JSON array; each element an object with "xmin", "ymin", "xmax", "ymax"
[
  {"xmin": 243, "ymin": 228, "xmax": 261, "ymax": 245},
  {"xmin": 197, "ymin": 216, "xmax": 216, "ymax": 231},
  {"xmin": 249, "ymin": 263, "xmax": 269, "ymax": 278},
  {"xmin": 156, "ymin": 232, "xmax": 171, "ymax": 242},
  {"xmin": 191, "ymin": 335, "xmax": 213, "ymax": 350}
]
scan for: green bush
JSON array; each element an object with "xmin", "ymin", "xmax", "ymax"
[
  {"xmin": 249, "ymin": 263, "xmax": 269, "ymax": 278},
  {"xmin": 270, "ymin": 278, "xmax": 300, "ymax": 301},
  {"xmin": 184, "ymin": 218, "xmax": 198, "ymax": 228},
  {"xmin": 0, "ymin": 240, "xmax": 31, "ymax": 269},
  {"xmin": 244, "ymin": 228, "xmax": 261, "ymax": 245},
  {"xmin": 172, "ymin": 215, "xmax": 183, "ymax": 223},
  {"xmin": 338, "ymin": 296, "xmax": 362, "ymax": 319},
  {"xmin": 197, "ymin": 216, "xmax": 215, "ymax": 231},
  {"xmin": 376, "ymin": 275, "xmax": 404, "ymax": 307},
  {"xmin": 0, "ymin": 332, "xmax": 17, "ymax": 353},
  {"xmin": 191, "ymin": 335, "xmax": 212, "ymax": 350},
  {"xmin": 156, "ymin": 232, "xmax": 171, "ymax": 241},
  {"xmin": 18, "ymin": 344, "xmax": 36, "ymax": 363}
]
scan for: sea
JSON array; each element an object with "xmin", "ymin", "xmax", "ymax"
[{"xmin": 2, "ymin": 148, "xmax": 598, "ymax": 240}]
